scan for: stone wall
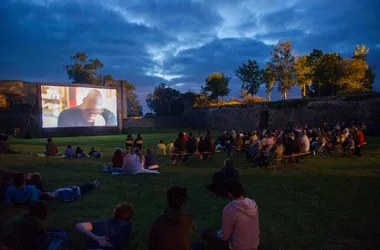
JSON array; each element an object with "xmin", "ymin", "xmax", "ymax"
[
  {"xmin": 123, "ymin": 116, "xmax": 186, "ymax": 128},
  {"xmin": 184, "ymin": 97, "xmax": 380, "ymax": 130}
]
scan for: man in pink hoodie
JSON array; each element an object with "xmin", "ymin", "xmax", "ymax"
[{"xmin": 201, "ymin": 179, "xmax": 260, "ymax": 250}]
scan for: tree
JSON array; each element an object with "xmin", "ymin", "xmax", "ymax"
[
  {"xmin": 240, "ymin": 90, "xmax": 266, "ymax": 103},
  {"xmin": 121, "ymin": 81, "xmax": 143, "ymax": 117},
  {"xmin": 235, "ymin": 60, "xmax": 262, "ymax": 100},
  {"xmin": 313, "ymin": 53, "xmax": 342, "ymax": 96},
  {"xmin": 202, "ymin": 72, "xmax": 231, "ymax": 102},
  {"xmin": 65, "ymin": 52, "xmax": 104, "ymax": 85},
  {"xmin": 354, "ymin": 44, "xmax": 369, "ymax": 60},
  {"xmin": 267, "ymin": 41, "xmax": 296, "ymax": 99},
  {"xmin": 145, "ymin": 83, "xmax": 182, "ymax": 116},
  {"xmin": 294, "ymin": 55, "xmax": 313, "ymax": 97},
  {"xmin": 262, "ymin": 65, "xmax": 276, "ymax": 101}
]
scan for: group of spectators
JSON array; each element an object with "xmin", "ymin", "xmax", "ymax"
[{"xmin": 214, "ymin": 121, "xmax": 368, "ymax": 168}]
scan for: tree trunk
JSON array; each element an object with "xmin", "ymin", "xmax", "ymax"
[
  {"xmin": 303, "ymin": 84, "xmax": 306, "ymax": 97},
  {"xmin": 268, "ymin": 93, "xmax": 271, "ymax": 102},
  {"xmin": 284, "ymin": 91, "xmax": 287, "ymax": 100}
]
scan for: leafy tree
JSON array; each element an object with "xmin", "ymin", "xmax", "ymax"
[
  {"xmin": 65, "ymin": 52, "xmax": 104, "ymax": 85},
  {"xmin": 202, "ymin": 72, "xmax": 231, "ymax": 102},
  {"xmin": 267, "ymin": 41, "xmax": 296, "ymax": 99},
  {"xmin": 262, "ymin": 65, "xmax": 276, "ymax": 101},
  {"xmin": 145, "ymin": 83, "xmax": 182, "ymax": 116},
  {"xmin": 235, "ymin": 60, "xmax": 262, "ymax": 100},
  {"xmin": 312, "ymin": 53, "xmax": 342, "ymax": 96},
  {"xmin": 240, "ymin": 90, "xmax": 267, "ymax": 103},
  {"xmin": 353, "ymin": 44, "xmax": 369, "ymax": 60},
  {"xmin": 122, "ymin": 81, "xmax": 143, "ymax": 117},
  {"xmin": 294, "ymin": 55, "xmax": 313, "ymax": 97}
]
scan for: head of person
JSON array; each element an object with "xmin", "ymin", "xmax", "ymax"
[
  {"xmin": 76, "ymin": 146, "xmax": 81, "ymax": 151},
  {"xmin": 167, "ymin": 186, "xmax": 188, "ymax": 212},
  {"xmin": 80, "ymin": 90, "xmax": 104, "ymax": 122},
  {"xmin": 14, "ymin": 172, "xmax": 25, "ymax": 188},
  {"xmin": 67, "ymin": 144, "xmax": 72, "ymax": 149},
  {"xmin": 114, "ymin": 148, "xmax": 122, "ymax": 155},
  {"xmin": 188, "ymin": 132, "xmax": 193, "ymax": 138},
  {"xmin": 114, "ymin": 202, "xmax": 134, "ymax": 220},
  {"xmin": 47, "ymin": 138, "xmax": 52, "ymax": 143},
  {"xmin": 127, "ymin": 134, "xmax": 132, "ymax": 139},
  {"xmin": 146, "ymin": 147, "xmax": 153, "ymax": 155},
  {"xmin": 137, "ymin": 133, "xmax": 142, "ymax": 139},
  {"xmin": 302, "ymin": 130, "xmax": 307, "ymax": 136},
  {"xmin": 200, "ymin": 136, "xmax": 204, "ymax": 141},
  {"xmin": 178, "ymin": 132, "xmax": 184, "ymax": 139},
  {"xmin": 206, "ymin": 129, "xmax": 211, "ymax": 136},
  {"xmin": 224, "ymin": 159, "xmax": 233, "ymax": 168},
  {"xmin": 160, "ymin": 139, "xmax": 164, "ymax": 144},
  {"xmin": 169, "ymin": 140, "xmax": 173, "ymax": 143},
  {"xmin": 91, "ymin": 147, "xmax": 95, "ymax": 151},
  {"xmin": 29, "ymin": 201, "xmax": 49, "ymax": 221},
  {"xmin": 225, "ymin": 179, "xmax": 244, "ymax": 200}
]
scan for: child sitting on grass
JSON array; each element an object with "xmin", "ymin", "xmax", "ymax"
[
  {"xmin": 88, "ymin": 147, "xmax": 102, "ymax": 158},
  {"xmin": 112, "ymin": 148, "xmax": 124, "ymax": 168},
  {"xmin": 166, "ymin": 140, "xmax": 174, "ymax": 155},
  {"xmin": 145, "ymin": 147, "xmax": 159, "ymax": 170},
  {"xmin": 156, "ymin": 139, "xmax": 166, "ymax": 160},
  {"xmin": 64, "ymin": 144, "xmax": 75, "ymax": 159},
  {"xmin": 75, "ymin": 146, "xmax": 86, "ymax": 158}
]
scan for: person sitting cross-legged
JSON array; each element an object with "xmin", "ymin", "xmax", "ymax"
[
  {"xmin": 3, "ymin": 173, "xmax": 40, "ymax": 206},
  {"xmin": 182, "ymin": 132, "xmax": 198, "ymax": 163},
  {"xmin": 76, "ymin": 202, "xmax": 134, "ymax": 250},
  {"xmin": 205, "ymin": 159, "xmax": 239, "ymax": 197},
  {"xmin": 148, "ymin": 187, "xmax": 194, "ymax": 250},
  {"xmin": 196, "ymin": 179, "xmax": 260, "ymax": 250}
]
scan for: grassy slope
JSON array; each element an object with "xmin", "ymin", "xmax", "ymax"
[{"xmin": 1, "ymin": 130, "xmax": 380, "ymax": 250}]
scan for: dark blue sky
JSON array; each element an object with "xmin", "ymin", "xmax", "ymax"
[{"xmin": 1, "ymin": 0, "xmax": 379, "ymax": 112}]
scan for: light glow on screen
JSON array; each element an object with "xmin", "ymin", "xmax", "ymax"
[{"xmin": 41, "ymin": 85, "xmax": 117, "ymax": 128}]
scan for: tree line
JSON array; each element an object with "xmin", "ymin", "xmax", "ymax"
[{"xmin": 146, "ymin": 41, "xmax": 376, "ymax": 115}]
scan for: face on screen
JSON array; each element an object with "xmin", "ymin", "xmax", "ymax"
[{"xmin": 41, "ymin": 85, "xmax": 117, "ymax": 128}]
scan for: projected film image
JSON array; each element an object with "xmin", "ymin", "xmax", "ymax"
[{"xmin": 41, "ymin": 85, "xmax": 117, "ymax": 128}]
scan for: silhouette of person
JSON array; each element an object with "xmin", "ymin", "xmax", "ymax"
[{"xmin": 58, "ymin": 89, "xmax": 117, "ymax": 127}]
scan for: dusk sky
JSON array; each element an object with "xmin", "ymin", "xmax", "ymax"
[{"xmin": 1, "ymin": 0, "xmax": 379, "ymax": 112}]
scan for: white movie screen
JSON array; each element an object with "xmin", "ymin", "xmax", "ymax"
[{"xmin": 41, "ymin": 85, "xmax": 117, "ymax": 128}]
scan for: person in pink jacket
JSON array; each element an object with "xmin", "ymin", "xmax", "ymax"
[{"xmin": 201, "ymin": 179, "xmax": 260, "ymax": 250}]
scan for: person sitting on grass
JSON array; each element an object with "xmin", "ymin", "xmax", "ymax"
[
  {"xmin": 112, "ymin": 148, "xmax": 124, "ymax": 168},
  {"xmin": 75, "ymin": 146, "xmax": 86, "ymax": 158},
  {"xmin": 148, "ymin": 187, "xmax": 193, "ymax": 250},
  {"xmin": 197, "ymin": 136, "xmax": 207, "ymax": 161},
  {"xmin": 64, "ymin": 144, "xmax": 75, "ymax": 159},
  {"xmin": 198, "ymin": 179, "xmax": 260, "ymax": 250},
  {"xmin": 45, "ymin": 138, "xmax": 58, "ymax": 157},
  {"xmin": 145, "ymin": 148, "xmax": 159, "ymax": 170},
  {"xmin": 156, "ymin": 139, "xmax": 167, "ymax": 159},
  {"xmin": 125, "ymin": 134, "xmax": 134, "ymax": 151},
  {"xmin": 205, "ymin": 159, "xmax": 239, "ymax": 197},
  {"xmin": 0, "ymin": 201, "xmax": 70, "ymax": 250},
  {"xmin": 171, "ymin": 132, "xmax": 187, "ymax": 164},
  {"xmin": 136, "ymin": 148, "xmax": 145, "ymax": 170},
  {"xmin": 3, "ymin": 172, "xmax": 40, "ymax": 206},
  {"xmin": 88, "ymin": 147, "xmax": 102, "ymax": 158},
  {"xmin": 0, "ymin": 134, "xmax": 20, "ymax": 154},
  {"xmin": 134, "ymin": 133, "xmax": 144, "ymax": 150},
  {"xmin": 166, "ymin": 140, "xmax": 174, "ymax": 155},
  {"xmin": 76, "ymin": 202, "xmax": 134, "ymax": 250}
]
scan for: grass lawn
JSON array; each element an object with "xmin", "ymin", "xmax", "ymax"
[{"xmin": 1, "ymin": 129, "xmax": 380, "ymax": 250}]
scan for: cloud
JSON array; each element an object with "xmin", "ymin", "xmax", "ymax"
[{"xmin": 0, "ymin": 0, "xmax": 379, "ymax": 112}]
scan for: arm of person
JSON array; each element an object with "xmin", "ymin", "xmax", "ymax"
[
  {"xmin": 220, "ymin": 208, "xmax": 234, "ymax": 242},
  {"xmin": 75, "ymin": 222, "xmax": 113, "ymax": 247}
]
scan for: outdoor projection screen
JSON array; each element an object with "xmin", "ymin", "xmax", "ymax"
[{"xmin": 40, "ymin": 85, "xmax": 118, "ymax": 128}]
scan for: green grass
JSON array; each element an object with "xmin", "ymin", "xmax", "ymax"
[{"xmin": 1, "ymin": 130, "xmax": 380, "ymax": 250}]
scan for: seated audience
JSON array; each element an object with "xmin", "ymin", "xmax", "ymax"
[
  {"xmin": 197, "ymin": 136, "xmax": 207, "ymax": 161},
  {"xmin": 166, "ymin": 140, "xmax": 174, "ymax": 155},
  {"xmin": 156, "ymin": 139, "xmax": 167, "ymax": 160},
  {"xmin": 75, "ymin": 146, "xmax": 86, "ymax": 158},
  {"xmin": 145, "ymin": 148, "xmax": 159, "ymax": 170},
  {"xmin": 205, "ymin": 159, "xmax": 239, "ymax": 197},
  {"xmin": 112, "ymin": 148, "xmax": 124, "ymax": 168},
  {"xmin": 182, "ymin": 132, "xmax": 198, "ymax": 162},
  {"xmin": 45, "ymin": 138, "xmax": 58, "ymax": 156},
  {"xmin": 64, "ymin": 144, "xmax": 75, "ymax": 158},
  {"xmin": 234, "ymin": 134, "xmax": 244, "ymax": 153},
  {"xmin": 220, "ymin": 131, "xmax": 233, "ymax": 156},
  {"xmin": 88, "ymin": 147, "xmax": 102, "ymax": 158},
  {"xmin": 300, "ymin": 130, "xmax": 310, "ymax": 153},
  {"xmin": 76, "ymin": 202, "xmax": 134, "ymax": 250},
  {"xmin": 200, "ymin": 179, "xmax": 260, "ymax": 250},
  {"xmin": 134, "ymin": 134, "xmax": 144, "ymax": 150},
  {"xmin": 3, "ymin": 173, "xmax": 40, "ymax": 206},
  {"xmin": 204, "ymin": 130, "xmax": 216, "ymax": 160},
  {"xmin": 0, "ymin": 201, "xmax": 69, "ymax": 250},
  {"xmin": 284, "ymin": 132, "xmax": 297, "ymax": 156},
  {"xmin": 125, "ymin": 134, "xmax": 134, "ymax": 151},
  {"xmin": 148, "ymin": 187, "xmax": 193, "ymax": 250},
  {"xmin": 0, "ymin": 134, "xmax": 19, "ymax": 154},
  {"xmin": 172, "ymin": 132, "xmax": 187, "ymax": 164}
]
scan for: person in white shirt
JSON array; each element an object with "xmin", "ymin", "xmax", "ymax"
[{"xmin": 300, "ymin": 130, "xmax": 310, "ymax": 153}]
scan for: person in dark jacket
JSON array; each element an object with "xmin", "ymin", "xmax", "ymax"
[
  {"xmin": 172, "ymin": 132, "xmax": 187, "ymax": 164},
  {"xmin": 204, "ymin": 130, "xmax": 215, "ymax": 161},
  {"xmin": 197, "ymin": 136, "xmax": 207, "ymax": 161},
  {"xmin": 134, "ymin": 134, "xmax": 144, "ymax": 150},
  {"xmin": 221, "ymin": 132, "xmax": 233, "ymax": 157},
  {"xmin": 284, "ymin": 132, "xmax": 297, "ymax": 156},
  {"xmin": 148, "ymin": 187, "xmax": 193, "ymax": 250},
  {"xmin": 182, "ymin": 132, "xmax": 198, "ymax": 162},
  {"xmin": 205, "ymin": 159, "xmax": 239, "ymax": 197}
]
